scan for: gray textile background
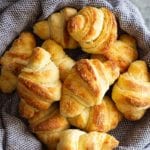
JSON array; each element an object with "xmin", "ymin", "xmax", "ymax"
[
  {"xmin": 130, "ymin": 0, "xmax": 150, "ymax": 29},
  {"xmin": 0, "ymin": 0, "xmax": 150, "ymax": 150}
]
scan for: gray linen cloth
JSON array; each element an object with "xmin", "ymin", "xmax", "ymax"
[{"xmin": 0, "ymin": 0, "xmax": 150, "ymax": 150}]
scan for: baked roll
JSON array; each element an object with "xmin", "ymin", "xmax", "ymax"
[
  {"xmin": 112, "ymin": 60, "xmax": 150, "ymax": 120},
  {"xmin": 29, "ymin": 103, "xmax": 70, "ymax": 150},
  {"xmin": 42, "ymin": 39, "xmax": 75, "ymax": 81},
  {"xmin": 17, "ymin": 47, "xmax": 61, "ymax": 119},
  {"xmin": 68, "ymin": 96, "xmax": 122, "ymax": 132},
  {"xmin": 92, "ymin": 34, "xmax": 138, "ymax": 72},
  {"xmin": 0, "ymin": 32, "xmax": 36, "ymax": 74},
  {"xmin": 0, "ymin": 32, "xmax": 36, "ymax": 93},
  {"xmin": 34, "ymin": 7, "xmax": 78, "ymax": 49},
  {"xmin": 57, "ymin": 129, "xmax": 119, "ymax": 150},
  {"xmin": 68, "ymin": 7, "xmax": 117, "ymax": 54},
  {"xmin": 60, "ymin": 59, "xmax": 120, "ymax": 117}
]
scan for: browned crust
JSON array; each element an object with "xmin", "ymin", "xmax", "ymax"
[
  {"xmin": 86, "ymin": 96, "xmax": 122, "ymax": 132},
  {"xmin": 124, "ymin": 95, "xmax": 150, "ymax": 107},
  {"xmin": 7, "ymin": 51, "xmax": 30, "ymax": 59},
  {"xmin": 68, "ymin": 16, "xmax": 82, "ymax": 34},
  {"xmin": 19, "ymin": 100, "xmax": 36, "ymax": 119},
  {"xmin": 120, "ymin": 76, "xmax": 150, "ymax": 93},
  {"xmin": 99, "ymin": 8, "xmax": 118, "ymax": 54},
  {"xmin": 75, "ymin": 59, "xmax": 100, "ymax": 96},
  {"xmin": 82, "ymin": 7, "xmax": 99, "ymax": 41},
  {"xmin": 104, "ymin": 39, "xmax": 138, "ymax": 72},
  {"xmin": 113, "ymin": 83, "xmax": 150, "ymax": 108},
  {"xmin": 91, "ymin": 104, "xmax": 106, "ymax": 131},
  {"xmin": 19, "ymin": 93, "xmax": 50, "ymax": 110},
  {"xmin": 60, "ymin": 87, "xmax": 85, "ymax": 117},
  {"xmin": 18, "ymin": 77, "xmax": 53, "ymax": 100},
  {"xmin": 31, "ymin": 110, "xmax": 69, "ymax": 132}
]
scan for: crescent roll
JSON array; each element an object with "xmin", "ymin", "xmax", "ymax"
[
  {"xmin": 17, "ymin": 47, "xmax": 61, "ymax": 119},
  {"xmin": 34, "ymin": 7, "xmax": 78, "ymax": 49},
  {"xmin": 42, "ymin": 39, "xmax": 75, "ymax": 81},
  {"xmin": 57, "ymin": 129, "xmax": 119, "ymax": 150},
  {"xmin": 67, "ymin": 7, "xmax": 117, "ymax": 54},
  {"xmin": 0, "ymin": 32, "xmax": 36, "ymax": 93},
  {"xmin": 29, "ymin": 103, "xmax": 70, "ymax": 150},
  {"xmin": 60, "ymin": 59, "xmax": 120, "ymax": 117},
  {"xmin": 1, "ymin": 32, "xmax": 36, "ymax": 74},
  {"xmin": 68, "ymin": 96, "xmax": 122, "ymax": 132},
  {"xmin": 92, "ymin": 34, "xmax": 138, "ymax": 72},
  {"xmin": 112, "ymin": 60, "xmax": 150, "ymax": 120}
]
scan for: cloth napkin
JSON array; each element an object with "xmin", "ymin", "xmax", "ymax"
[{"xmin": 0, "ymin": 0, "xmax": 150, "ymax": 150}]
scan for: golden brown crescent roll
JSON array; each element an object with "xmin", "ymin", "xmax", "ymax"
[
  {"xmin": 0, "ymin": 32, "xmax": 36, "ymax": 93},
  {"xmin": 34, "ymin": 7, "xmax": 78, "ymax": 49},
  {"xmin": 0, "ymin": 32, "xmax": 36, "ymax": 74},
  {"xmin": 29, "ymin": 103, "xmax": 70, "ymax": 150},
  {"xmin": 48, "ymin": 7, "xmax": 79, "ymax": 49},
  {"xmin": 112, "ymin": 34, "xmax": 138, "ymax": 71},
  {"xmin": 60, "ymin": 59, "xmax": 120, "ymax": 117},
  {"xmin": 67, "ymin": 7, "xmax": 117, "ymax": 54},
  {"xmin": 57, "ymin": 129, "xmax": 119, "ymax": 150},
  {"xmin": 112, "ymin": 60, "xmax": 150, "ymax": 120},
  {"xmin": 33, "ymin": 20, "xmax": 50, "ymax": 40},
  {"xmin": 17, "ymin": 47, "xmax": 62, "ymax": 119},
  {"xmin": 68, "ymin": 96, "xmax": 122, "ymax": 132},
  {"xmin": 92, "ymin": 34, "xmax": 138, "ymax": 72},
  {"xmin": 42, "ymin": 39, "xmax": 75, "ymax": 81}
]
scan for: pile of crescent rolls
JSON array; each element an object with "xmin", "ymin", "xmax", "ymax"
[{"xmin": 0, "ymin": 6, "xmax": 150, "ymax": 150}]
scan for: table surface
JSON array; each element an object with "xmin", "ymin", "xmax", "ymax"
[{"xmin": 131, "ymin": 0, "xmax": 150, "ymax": 29}]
